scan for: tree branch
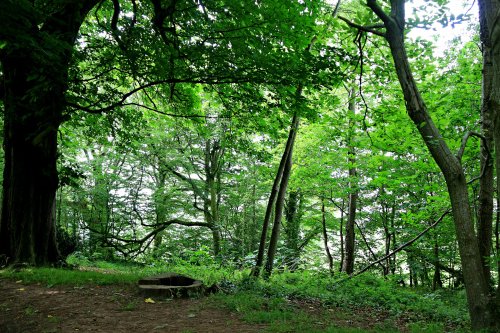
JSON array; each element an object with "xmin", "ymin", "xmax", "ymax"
[
  {"xmin": 66, "ymin": 76, "xmax": 268, "ymax": 114},
  {"xmin": 366, "ymin": 0, "xmax": 392, "ymax": 26},
  {"xmin": 338, "ymin": 15, "xmax": 386, "ymax": 37},
  {"xmin": 164, "ymin": 164, "xmax": 208, "ymax": 201},
  {"xmin": 85, "ymin": 218, "xmax": 210, "ymax": 245},
  {"xmin": 457, "ymin": 131, "xmax": 490, "ymax": 162},
  {"xmin": 355, "ymin": 221, "xmax": 386, "ymax": 271},
  {"xmin": 352, "ymin": 209, "xmax": 451, "ymax": 277}
]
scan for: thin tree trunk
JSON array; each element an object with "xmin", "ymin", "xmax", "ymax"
[
  {"xmin": 251, "ymin": 180, "xmax": 258, "ymax": 252},
  {"xmin": 432, "ymin": 239, "xmax": 443, "ymax": 290},
  {"xmin": 204, "ymin": 140, "xmax": 222, "ymax": 257},
  {"xmin": 390, "ymin": 204, "xmax": 396, "ymax": 275},
  {"xmin": 496, "ymin": 198, "xmax": 500, "ymax": 296},
  {"xmin": 339, "ymin": 199, "xmax": 345, "ymax": 272},
  {"xmin": 284, "ymin": 190, "xmax": 301, "ymax": 269},
  {"xmin": 252, "ymin": 113, "xmax": 299, "ymax": 277},
  {"xmin": 321, "ymin": 198, "xmax": 334, "ymax": 275},
  {"xmin": 264, "ymin": 143, "xmax": 294, "ymax": 278},
  {"xmin": 342, "ymin": 88, "xmax": 357, "ymax": 274}
]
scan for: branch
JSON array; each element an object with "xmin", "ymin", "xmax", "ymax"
[
  {"xmin": 366, "ymin": 0, "xmax": 392, "ymax": 26},
  {"xmin": 298, "ymin": 226, "xmax": 322, "ymax": 251},
  {"xmin": 164, "ymin": 164, "xmax": 208, "ymax": 200},
  {"xmin": 66, "ymin": 76, "xmax": 268, "ymax": 114},
  {"xmin": 85, "ymin": 218, "xmax": 210, "ymax": 245},
  {"xmin": 110, "ymin": 0, "xmax": 128, "ymax": 51},
  {"xmin": 355, "ymin": 221, "xmax": 386, "ymax": 271},
  {"xmin": 338, "ymin": 15, "xmax": 386, "ymax": 37},
  {"xmin": 403, "ymin": 247, "xmax": 463, "ymax": 280},
  {"xmin": 119, "ymin": 102, "xmax": 228, "ymax": 119},
  {"xmin": 457, "ymin": 131, "xmax": 490, "ymax": 162},
  {"xmin": 351, "ymin": 209, "xmax": 451, "ymax": 277},
  {"xmin": 332, "ymin": 0, "xmax": 341, "ymax": 17}
]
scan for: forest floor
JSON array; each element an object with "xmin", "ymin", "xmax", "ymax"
[
  {"xmin": 0, "ymin": 279, "xmax": 267, "ymax": 333},
  {"xmin": 0, "ymin": 278, "xmax": 419, "ymax": 333}
]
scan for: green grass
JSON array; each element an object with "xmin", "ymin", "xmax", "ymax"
[
  {"xmin": 0, "ymin": 259, "xmax": 471, "ymax": 332},
  {"xmin": 0, "ymin": 267, "xmax": 140, "ymax": 286}
]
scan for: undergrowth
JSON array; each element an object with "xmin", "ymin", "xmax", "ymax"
[{"xmin": 0, "ymin": 256, "xmax": 470, "ymax": 332}]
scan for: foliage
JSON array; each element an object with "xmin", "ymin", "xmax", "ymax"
[
  {"xmin": 0, "ymin": 0, "xmax": 495, "ymax": 330},
  {"xmin": 1, "ymin": 261, "xmax": 469, "ymax": 331}
]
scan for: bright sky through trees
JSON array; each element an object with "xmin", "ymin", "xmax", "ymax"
[{"xmin": 407, "ymin": 0, "xmax": 478, "ymax": 55}]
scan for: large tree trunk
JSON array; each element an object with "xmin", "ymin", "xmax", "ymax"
[
  {"xmin": 0, "ymin": 1, "xmax": 98, "ymax": 265},
  {"xmin": 363, "ymin": 0, "xmax": 497, "ymax": 329},
  {"xmin": 477, "ymin": 0, "xmax": 495, "ymax": 288},
  {"xmin": 0, "ymin": 55, "xmax": 61, "ymax": 265},
  {"xmin": 478, "ymin": 0, "xmax": 500, "ymax": 316}
]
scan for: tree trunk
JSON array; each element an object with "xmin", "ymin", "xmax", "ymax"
[
  {"xmin": 390, "ymin": 205, "xmax": 396, "ymax": 275},
  {"xmin": 477, "ymin": 1, "xmax": 495, "ymax": 288},
  {"xmin": 0, "ymin": 78, "xmax": 60, "ymax": 265},
  {"xmin": 342, "ymin": 88, "xmax": 357, "ymax": 274},
  {"xmin": 432, "ymin": 240, "xmax": 443, "ymax": 291},
  {"xmin": 0, "ymin": 1, "xmax": 98, "ymax": 265},
  {"xmin": 339, "ymin": 199, "xmax": 345, "ymax": 272},
  {"xmin": 321, "ymin": 198, "xmax": 334, "ymax": 275},
  {"xmin": 204, "ymin": 139, "xmax": 222, "ymax": 257},
  {"xmin": 252, "ymin": 113, "xmax": 299, "ymax": 277},
  {"xmin": 284, "ymin": 190, "xmax": 302, "ymax": 270},
  {"xmin": 364, "ymin": 0, "xmax": 496, "ymax": 329},
  {"xmin": 263, "ymin": 137, "xmax": 295, "ymax": 279}
]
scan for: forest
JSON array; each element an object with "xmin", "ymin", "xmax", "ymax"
[{"xmin": 0, "ymin": 0, "xmax": 500, "ymax": 332}]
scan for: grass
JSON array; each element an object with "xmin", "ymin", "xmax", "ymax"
[
  {"xmin": 0, "ymin": 258, "xmax": 471, "ymax": 332},
  {"xmin": 0, "ymin": 267, "xmax": 140, "ymax": 286}
]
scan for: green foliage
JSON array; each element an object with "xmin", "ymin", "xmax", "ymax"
[
  {"xmin": 0, "ymin": 260, "xmax": 471, "ymax": 331},
  {"xmin": 233, "ymin": 272, "xmax": 469, "ymax": 328}
]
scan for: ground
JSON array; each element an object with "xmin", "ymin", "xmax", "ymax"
[
  {"xmin": 0, "ymin": 278, "xmax": 417, "ymax": 333},
  {"xmin": 0, "ymin": 279, "xmax": 266, "ymax": 333}
]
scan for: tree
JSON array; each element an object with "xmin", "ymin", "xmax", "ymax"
[
  {"xmin": 340, "ymin": 0, "xmax": 498, "ymax": 329},
  {"xmin": 342, "ymin": 86, "xmax": 358, "ymax": 274},
  {"xmin": 0, "ymin": 0, "xmax": 100, "ymax": 265},
  {"xmin": 0, "ymin": 0, "xmax": 323, "ymax": 265}
]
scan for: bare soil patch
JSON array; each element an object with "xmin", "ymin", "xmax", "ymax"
[{"xmin": 0, "ymin": 279, "xmax": 266, "ymax": 333}]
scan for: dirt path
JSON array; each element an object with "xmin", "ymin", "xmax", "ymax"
[{"xmin": 0, "ymin": 279, "xmax": 267, "ymax": 333}]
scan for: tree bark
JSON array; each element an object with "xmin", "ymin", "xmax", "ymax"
[
  {"xmin": 0, "ymin": 0, "xmax": 99, "ymax": 265},
  {"xmin": 204, "ymin": 140, "xmax": 222, "ymax": 256},
  {"xmin": 432, "ymin": 240, "xmax": 443, "ymax": 291},
  {"xmin": 342, "ymin": 88, "xmax": 357, "ymax": 274},
  {"xmin": 339, "ymin": 201, "xmax": 345, "ymax": 272},
  {"xmin": 263, "ymin": 134, "xmax": 295, "ymax": 279},
  {"xmin": 284, "ymin": 190, "xmax": 302, "ymax": 270},
  {"xmin": 477, "ymin": 0, "xmax": 500, "ymax": 312},
  {"xmin": 362, "ymin": 1, "xmax": 496, "ymax": 329},
  {"xmin": 252, "ymin": 113, "xmax": 299, "ymax": 277},
  {"xmin": 321, "ymin": 198, "xmax": 334, "ymax": 275},
  {"xmin": 477, "ymin": 0, "xmax": 495, "ymax": 288}
]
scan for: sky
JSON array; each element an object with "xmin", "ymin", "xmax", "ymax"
[{"xmin": 406, "ymin": 0, "xmax": 478, "ymax": 55}]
